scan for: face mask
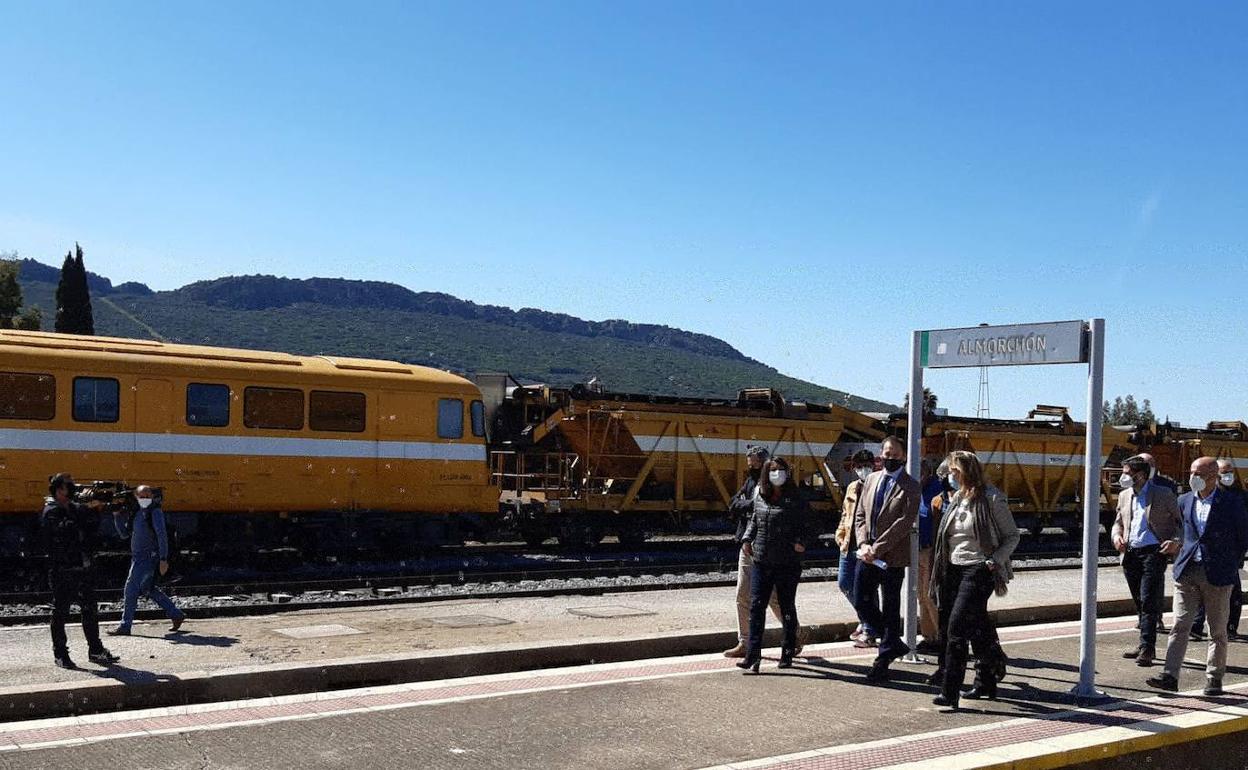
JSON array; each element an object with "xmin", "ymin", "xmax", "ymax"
[
  {"xmin": 882, "ymin": 458, "xmax": 904, "ymax": 473},
  {"xmin": 1189, "ymin": 475, "xmax": 1207, "ymax": 494},
  {"xmin": 1220, "ymin": 472, "xmax": 1236, "ymax": 488},
  {"xmin": 1149, "ymin": 466, "xmax": 1157, "ymax": 479},
  {"xmin": 855, "ymin": 467, "xmax": 870, "ymax": 482},
  {"xmin": 769, "ymin": 470, "xmax": 787, "ymax": 486},
  {"xmin": 948, "ymin": 475, "xmax": 961, "ymax": 491},
  {"xmin": 137, "ymin": 498, "xmax": 153, "ymax": 509},
  {"xmin": 1118, "ymin": 474, "xmax": 1134, "ymax": 490}
]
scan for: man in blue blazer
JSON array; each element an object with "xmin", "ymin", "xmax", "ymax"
[{"xmin": 1147, "ymin": 457, "xmax": 1248, "ymax": 696}]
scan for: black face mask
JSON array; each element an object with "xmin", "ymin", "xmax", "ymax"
[
  {"xmin": 748, "ymin": 467, "xmax": 762, "ymax": 481},
  {"xmin": 882, "ymin": 458, "xmax": 905, "ymax": 473}
]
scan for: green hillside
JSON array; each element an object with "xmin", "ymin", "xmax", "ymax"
[{"xmin": 10, "ymin": 261, "xmax": 895, "ymax": 411}]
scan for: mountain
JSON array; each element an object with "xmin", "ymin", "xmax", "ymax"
[{"xmin": 7, "ymin": 258, "xmax": 896, "ymax": 411}]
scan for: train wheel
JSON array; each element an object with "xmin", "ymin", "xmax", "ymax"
[
  {"xmin": 521, "ymin": 528, "xmax": 549, "ymax": 547},
  {"xmin": 617, "ymin": 524, "xmax": 648, "ymax": 547},
  {"xmin": 558, "ymin": 521, "xmax": 597, "ymax": 549}
]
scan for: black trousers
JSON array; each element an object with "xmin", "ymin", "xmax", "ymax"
[
  {"xmin": 937, "ymin": 562, "xmax": 1000, "ymax": 698},
  {"xmin": 853, "ymin": 561, "xmax": 908, "ymax": 663},
  {"xmin": 746, "ymin": 561, "xmax": 801, "ymax": 657},
  {"xmin": 49, "ymin": 568, "xmax": 103, "ymax": 657},
  {"xmin": 1122, "ymin": 545, "xmax": 1167, "ymax": 651}
]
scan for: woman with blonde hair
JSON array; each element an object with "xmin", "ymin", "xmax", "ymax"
[{"xmin": 929, "ymin": 450, "xmax": 1019, "ymax": 711}]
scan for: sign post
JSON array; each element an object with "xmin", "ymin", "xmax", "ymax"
[{"xmin": 907, "ymin": 319, "xmax": 1104, "ymax": 698}]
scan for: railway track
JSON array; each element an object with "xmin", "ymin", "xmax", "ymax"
[{"xmin": 0, "ymin": 543, "xmax": 1118, "ymax": 626}]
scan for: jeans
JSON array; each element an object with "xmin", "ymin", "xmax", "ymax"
[
  {"xmin": 838, "ymin": 552, "xmax": 880, "ymax": 637},
  {"xmin": 736, "ymin": 546, "xmax": 782, "ymax": 642},
  {"xmin": 936, "ymin": 562, "xmax": 1000, "ymax": 698},
  {"xmin": 1163, "ymin": 563, "xmax": 1233, "ymax": 681},
  {"xmin": 853, "ymin": 560, "xmax": 908, "ymax": 663},
  {"xmin": 1122, "ymin": 545, "xmax": 1167, "ymax": 652},
  {"xmin": 49, "ymin": 568, "xmax": 103, "ymax": 656},
  {"xmin": 118, "ymin": 554, "xmax": 184, "ymax": 632},
  {"xmin": 746, "ymin": 561, "xmax": 801, "ymax": 657}
]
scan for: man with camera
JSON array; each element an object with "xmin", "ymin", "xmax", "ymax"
[
  {"xmin": 40, "ymin": 473, "xmax": 119, "ymax": 669},
  {"xmin": 109, "ymin": 485, "xmax": 185, "ymax": 636}
]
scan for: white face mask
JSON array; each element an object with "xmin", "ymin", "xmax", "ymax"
[
  {"xmin": 1220, "ymin": 472, "xmax": 1236, "ymax": 488},
  {"xmin": 854, "ymin": 467, "xmax": 870, "ymax": 482},
  {"xmin": 769, "ymin": 470, "xmax": 787, "ymax": 486},
  {"xmin": 1189, "ymin": 475, "xmax": 1207, "ymax": 494},
  {"xmin": 137, "ymin": 498, "xmax": 153, "ymax": 509},
  {"xmin": 1118, "ymin": 473, "xmax": 1134, "ymax": 490}
]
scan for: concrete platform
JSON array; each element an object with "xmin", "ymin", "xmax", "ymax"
[
  {"xmin": 0, "ymin": 566, "xmax": 1162, "ymax": 721},
  {"xmin": 0, "ymin": 615, "xmax": 1245, "ymax": 769}
]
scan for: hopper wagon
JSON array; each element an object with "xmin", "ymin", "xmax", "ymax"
[
  {"xmin": 894, "ymin": 405, "xmax": 1135, "ymax": 536},
  {"xmin": 483, "ymin": 382, "xmax": 887, "ymax": 547}
]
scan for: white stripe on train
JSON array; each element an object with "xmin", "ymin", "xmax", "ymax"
[{"xmin": 0, "ymin": 428, "xmax": 487, "ymax": 462}]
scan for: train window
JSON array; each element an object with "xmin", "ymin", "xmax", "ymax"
[
  {"xmin": 0, "ymin": 371, "xmax": 56, "ymax": 420},
  {"xmin": 438, "ymin": 398, "xmax": 463, "ymax": 439},
  {"xmin": 72, "ymin": 377, "xmax": 120, "ymax": 423},
  {"xmin": 243, "ymin": 387, "xmax": 304, "ymax": 430},
  {"xmin": 470, "ymin": 400, "xmax": 486, "ymax": 437},
  {"xmin": 186, "ymin": 383, "xmax": 230, "ymax": 427},
  {"xmin": 310, "ymin": 390, "xmax": 366, "ymax": 432}
]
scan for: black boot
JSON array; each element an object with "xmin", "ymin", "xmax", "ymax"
[
  {"xmin": 778, "ymin": 649, "xmax": 794, "ymax": 669},
  {"xmin": 932, "ymin": 692, "xmax": 959, "ymax": 711},
  {"xmin": 736, "ymin": 650, "xmax": 762, "ymax": 674}
]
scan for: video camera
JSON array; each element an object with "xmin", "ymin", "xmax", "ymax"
[{"xmin": 73, "ymin": 480, "xmax": 143, "ymax": 515}]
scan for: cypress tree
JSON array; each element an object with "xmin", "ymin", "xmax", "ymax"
[
  {"xmin": 54, "ymin": 243, "xmax": 95, "ymax": 334},
  {"xmin": 73, "ymin": 244, "xmax": 95, "ymax": 335},
  {"xmin": 54, "ymin": 250, "xmax": 77, "ymax": 332},
  {"xmin": 0, "ymin": 260, "xmax": 21, "ymax": 328}
]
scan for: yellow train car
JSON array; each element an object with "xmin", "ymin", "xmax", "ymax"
[{"xmin": 0, "ymin": 330, "xmax": 497, "ymax": 557}]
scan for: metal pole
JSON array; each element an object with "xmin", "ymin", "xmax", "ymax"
[
  {"xmin": 904, "ymin": 330, "xmax": 923, "ymax": 657},
  {"xmin": 1072, "ymin": 318, "xmax": 1105, "ymax": 698}
]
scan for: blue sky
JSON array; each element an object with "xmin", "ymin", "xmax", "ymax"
[{"xmin": 2, "ymin": 2, "xmax": 1246, "ymax": 425}]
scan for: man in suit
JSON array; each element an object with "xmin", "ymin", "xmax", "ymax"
[
  {"xmin": 853, "ymin": 435, "xmax": 921, "ymax": 683},
  {"xmin": 1111, "ymin": 455, "xmax": 1181, "ymax": 666},
  {"xmin": 1147, "ymin": 457, "xmax": 1248, "ymax": 695},
  {"xmin": 1191, "ymin": 458, "xmax": 1246, "ymax": 642}
]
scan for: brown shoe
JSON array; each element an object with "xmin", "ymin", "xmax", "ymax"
[
  {"xmin": 854, "ymin": 636, "xmax": 880, "ymax": 649},
  {"xmin": 723, "ymin": 642, "xmax": 747, "ymax": 658},
  {"xmin": 170, "ymin": 616, "xmax": 185, "ymax": 633},
  {"xmin": 794, "ymin": 627, "xmax": 811, "ymax": 656}
]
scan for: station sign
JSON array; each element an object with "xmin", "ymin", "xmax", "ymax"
[{"xmin": 919, "ymin": 320, "xmax": 1087, "ymax": 369}]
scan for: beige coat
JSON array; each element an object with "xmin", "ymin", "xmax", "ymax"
[
  {"xmin": 835, "ymin": 478, "xmax": 864, "ymax": 552},
  {"xmin": 852, "ymin": 469, "xmax": 920, "ymax": 568},
  {"xmin": 1111, "ymin": 483, "xmax": 1181, "ymax": 547}
]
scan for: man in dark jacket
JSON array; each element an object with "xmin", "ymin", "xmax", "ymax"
[
  {"xmin": 853, "ymin": 436, "xmax": 921, "ymax": 683},
  {"xmin": 41, "ymin": 473, "xmax": 119, "ymax": 669},
  {"xmin": 724, "ymin": 446, "xmax": 784, "ymax": 657},
  {"xmin": 1190, "ymin": 459, "xmax": 1245, "ymax": 642},
  {"xmin": 1147, "ymin": 457, "xmax": 1248, "ymax": 696}
]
